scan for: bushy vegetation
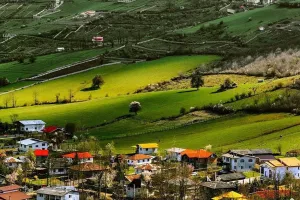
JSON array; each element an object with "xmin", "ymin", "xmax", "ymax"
[{"xmin": 226, "ymin": 49, "xmax": 300, "ymax": 77}]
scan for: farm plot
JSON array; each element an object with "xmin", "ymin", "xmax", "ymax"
[
  {"xmin": 0, "ymin": 3, "xmax": 47, "ymax": 19},
  {"xmin": 0, "ymin": 48, "xmax": 107, "ymax": 82},
  {"xmin": 175, "ymin": 5, "xmax": 300, "ymax": 38}
]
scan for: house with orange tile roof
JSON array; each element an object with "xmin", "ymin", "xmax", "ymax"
[
  {"xmin": 126, "ymin": 154, "xmax": 153, "ymax": 166},
  {"xmin": 261, "ymin": 157, "xmax": 300, "ymax": 181},
  {"xmin": 135, "ymin": 143, "xmax": 158, "ymax": 155},
  {"xmin": 180, "ymin": 149, "xmax": 217, "ymax": 169},
  {"xmin": 62, "ymin": 152, "xmax": 93, "ymax": 164},
  {"xmin": 0, "ymin": 184, "xmax": 31, "ymax": 200}
]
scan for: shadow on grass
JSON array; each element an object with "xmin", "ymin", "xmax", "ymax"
[
  {"xmin": 81, "ymin": 87, "xmax": 99, "ymax": 92},
  {"xmin": 177, "ymin": 89, "xmax": 198, "ymax": 94}
]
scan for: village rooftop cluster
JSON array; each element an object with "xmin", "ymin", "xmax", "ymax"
[{"xmin": 0, "ymin": 119, "xmax": 298, "ymax": 199}]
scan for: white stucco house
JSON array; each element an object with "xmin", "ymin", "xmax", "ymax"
[
  {"xmin": 135, "ymin": 143, "xmax": 158, "ymax": 155},
  {"xmin": 165, "ymin": 147, "xmax": 186, "ymax": 161},
  {"xmin": 16, "ymin": 120, "xmax": 46, "ymax": 133},
  {"xmin": 127, "ymin": 154, "xmax": 153, "ymax": 166},
  {"xmin": 222, "ymin": 153, "xmax": 256, "ymax": 172},
  {"xmin": 4, "ymin": 157, "xmax": 23, "ymax": 169},
  {"xmin": 36, "ymin": 186, "xmax": 79, "ymax": 200},
  {"xmin": 261, "ymin": 157, "xmax": 300, "ymax": 181},
  {"xmin": 222, "ymin": 149, "xmax": 276, "ymax": 172},
  {"xmin": 17, "ymin": 138, "xmax": 48, "ymax": 152}
]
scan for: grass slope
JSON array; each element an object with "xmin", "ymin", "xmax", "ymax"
[
  {"xmin": 0, "ymin": 83, "xmax": 247, "ymax": 127},
  {"xmin": 176, "ymin": 6, "xmax": 300, "ymax": 36},
  {"xmin": 0, "ymin": 48, "xmax": 107, "ymax": 82},
  {"xmin": 101, "ymin": 113, "xmax": 300, "ymax": 153},
  {"xmin": 0, "ymin": 55, "xmax": 219, "ymax": 106}
]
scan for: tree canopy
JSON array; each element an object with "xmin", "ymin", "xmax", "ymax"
[
  {"xmin": 92, "ymin": 75, "xmax": 105, "ymax": 89},
  {"xmin": 129, "ymin": 101, "xmax": 142, "ymax": 115},
  {"xmin": 190, "ymin": 72, "xmax": 204, "ymax": 90}
]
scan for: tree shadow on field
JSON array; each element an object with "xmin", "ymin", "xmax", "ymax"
[
  {"xmin": 81, "ymin": 87, "xmax": 100, "ymax": 92},
  {"xmin": 177, "ymin": 89, "xmax": 198, "ymax": 94}
]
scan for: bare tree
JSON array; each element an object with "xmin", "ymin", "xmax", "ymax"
[
  {"xmin": 33, "ymin": 91, "xmax": 39, "ymax": 105},
  {"xmin": 10, "ymin": 92, "xmax": 17, "ymax": 107},
  {"xmin": 68, "ymin": 89, "xmax": 74, "ymax": 103},
  {"xmin": 3, "ymin": 95, "xmax": 10, "ymax": 108},
  {"xmin": 55, "ymin": 93, "xmax": 60, "ymax": 103}
]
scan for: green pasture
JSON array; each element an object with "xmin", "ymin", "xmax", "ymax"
[
  {"xmin": 0, "ymin": 55, "xmax": 219, "ymax": 106},
  {"xmin": 100, "ymin": 113, "xmax": 300, "ymax": 154}
]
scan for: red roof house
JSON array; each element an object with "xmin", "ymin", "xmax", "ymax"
[
  {"xmin": 42, "ymin": 126, "xmax": 59, "ymax": 134},
  {"xmin": 63, "ymin": 152, "xmax": 93, "ymax": 163},
  {"xmin": 34, "ymin": 149, "xmax": 49, "ymax": 157},
  {"xmin": 0, "ymin": 185, "xmax": 31, "ymax": 200},
  {"xmin": 181, "ymin": 149, "xmax": 217, "ymax": 169}
]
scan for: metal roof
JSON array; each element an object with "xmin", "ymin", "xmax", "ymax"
[
  {"xmin": 229, "ymin": 149, "xmax": 273, "ymax": 156},
  {"xmin": 18, "ymin": 120, "xmax": 46, "ymax": 125},
  {"xmin": 17, "ymin": 138, "xmax": 47, "ymax": 145},
  {"xmin": 218, "ymin": 173, "xmax": 246, "ymax": 182},
  {"xmin": 36, "ymin": 186, "xmax": 77, "ymax": 197},
  {"xmin": 200, "ymin": 181, "xmax": 236, "ymax": 189},
  {"xmin": 165, "ymin": 147, "xmax": 186, "ymax": 153},
  {"xmin": 137, "ymin": 143, "xmax": 158, "ymax": 148},
  {"xmin": 279, "ymin": 157, "xmax": 300, "ymax": 167}
]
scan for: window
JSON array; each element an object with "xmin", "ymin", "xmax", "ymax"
[
  {"xmin": 35, "ymin": 127, "xmax": 37, "ymax": 130},
  {"xmin": 42, "ymin": 148, "xmax": 45, "ymax": 150},
  {"xmin": 146, "ymin": 148, "xmax": 148, "ymax": 151},
  {"xmin": 241, "ymin": 166, "xmax": 244, "ymax": 169},
  {"xmin": 39, "ymin": 194, "xmax": 43, "ymax": 197},
  {"xmin": 29, "ymin": 145, "xmax": 32, "ymax": 148},
  {"xmin": 26, "ymin": 128, "xmax": 28, "ymax": 130},
  {"xmin": 35, "ymin": 145, "xmax": 38, "ymax": 147},
  {"xmin": 249, "ymin": 159, "xmax": 253, "ymax": 162},
  {"xmin": 69, "ymin": 195, "xmax": 72, "ymax": 198},
  {"xmin": 249, "ymin": 166, "xmax": 251, "ymax": 169},
  {"xmin": 234, "ymin": 166, "xmax": 236, "ymax": 169},
  {"xmin": 240, "ymin": 159, "xmax": 244, "ymax": 163},
  {"xmin": 234, "ymin": 159, "xmax": 237, "ymax": 163},
  {"xmin": 42, "ymin": 143, "xmax": 46, "ymax": 146},
  {"xmin": 58, "ymin": 169, "xmax": 64, "ymax": 172}
]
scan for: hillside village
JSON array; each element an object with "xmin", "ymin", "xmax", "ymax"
[
  {"xmin": 2, "ymin": 0, "xmax": 300, "ymax": 199},
  {"xmin": 0, "ymin": 120, "xmax": 298, "ymax": 199}
]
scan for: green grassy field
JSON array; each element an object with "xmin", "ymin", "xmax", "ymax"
[
  {"xmin": 0, "ymin": 48, "xmax": 107, "ymax": 82},
  {"xmin": 0, "ymin": 55, "xmax": 219, "ymax": 106},
  {"xmin": 100, "ymin": 113, "xmax": 300, "ymax": 154},
  {"xmin": 176, "ymin": 5, "xmax": 300, "ymax": 36}
]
